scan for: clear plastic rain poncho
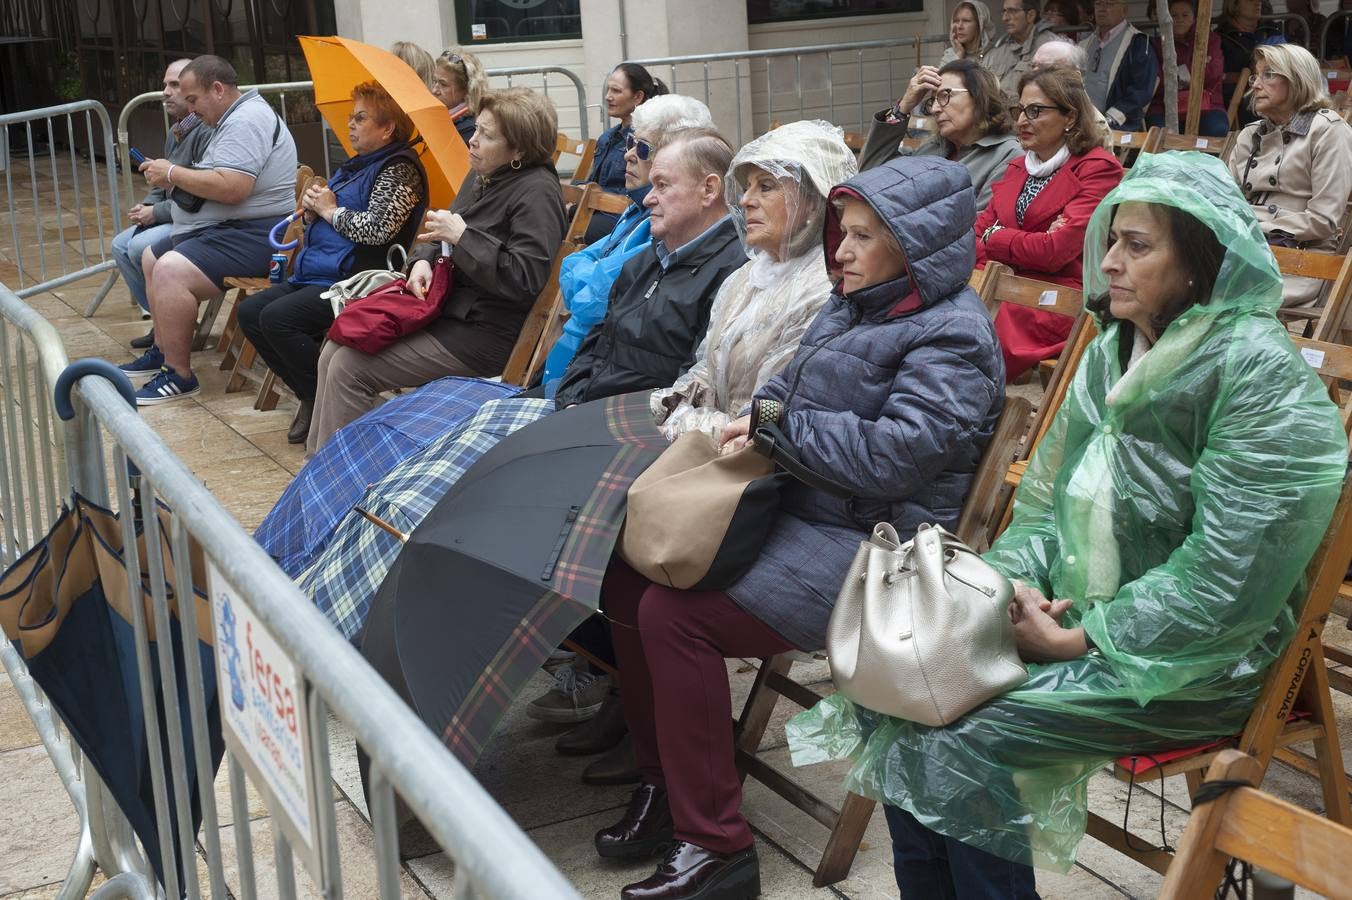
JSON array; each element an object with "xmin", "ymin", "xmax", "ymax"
[
  {"xmin": 650, "ymin": 120, "xmax": 857, "ymax": 440},
  {"xmin": 786, "ymin": 152, "xmax": 1348, "ymax": 871}
]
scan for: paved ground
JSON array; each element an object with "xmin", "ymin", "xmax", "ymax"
[{"xmin": 2, "ymin": 157, "xmax": 1351, "ymax": 898}]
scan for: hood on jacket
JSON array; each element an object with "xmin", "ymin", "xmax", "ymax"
[
  {"xmin": 727, "ymin": 120, "xmax": 858, "ymax": 262},
  {"xmin": 956, "ymin": 0, "xmax": 996, "ymax": 55},
  {"xmin": 823, "ymin": 155, "xmax": 977, "ymax": 313},
  {"xmin": 1082, "ymin": 150, "xmax": 1283, "ymax": 321}
]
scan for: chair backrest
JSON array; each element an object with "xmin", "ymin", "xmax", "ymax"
[
  {"xmin": 1147, "ymin": 126, "xmax": 1232, "ymax": 156},
  {"xmin": 1110, "ymin": 129, "xmax": 1154, "ymax": 164},
  {"xmin": 1226, "ymin": 68, "xmax": 1250, "ymax": 130},
  {"xmin": 842, "ymin": 131, "xmax": 865, "ymax": 153},
  {"xmin": 564, "ymin": 182, "xmax": 632, "ymax": 247},
  {"xmin": 1271, "ymin": 246, "xmax": 1352, "ymax": 341},
  {"xmin": 499, "ymin": 239, "xmax": 576, "ymax": 387},
  {"xmin": 955, "ymin": 396, "xmax": 1032, "ymax": 551},
  {"xmin": 555, "ymin": 133, "xmax": 598, "ymax": 182},
  {"xmin": 1291, "ymin": 335, "xmax": 1352, "ymax": 436},
  {"xmin": 1159, "ymin": 750, "xmax": 1352, "ymax": 900}
]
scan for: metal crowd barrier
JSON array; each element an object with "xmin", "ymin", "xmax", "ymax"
[
  {"xmin": 622, "ymin": 34, "xmax": 951, "ymax": 146},
  {"xmin": 0, "ymin": 279, "xmax": 580, "ymax": 898},
  {"xmin": 116, "ymin": 66, "xmax": 590, "ymax": 215},
  {"xmin": 0, "ymin": 100, "xmax": 123, "ymax": 316},
  {"xmin": 1321, "ymin": 10, "xmax": 1350, "ymax": 60}
]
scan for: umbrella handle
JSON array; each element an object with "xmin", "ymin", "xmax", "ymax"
[
  {"xmin": 54, "ymin": 359, "xmax": 137, "ymax": 420},
  {"xmin": 269, "ymin": 213, "xmax": 301, "ymax": 251}
]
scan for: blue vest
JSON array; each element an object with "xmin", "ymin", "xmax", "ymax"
[{"xmin": 291, "ymin": 141, "xmax": 426, "ymax": 285}]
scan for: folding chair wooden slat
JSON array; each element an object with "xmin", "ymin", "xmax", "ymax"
[
  {"xmin": 732, "ymin": 394, "xmax": 1037, "ymax": 887},
  {"xmin": 1226, "ymin": 68, "xmax": 1250, "ymax": 130},
  {"xmin": 1271, "ymin": 246, "xmax": 1352, "ymax": 341},
  {"xmin": 1159, "ymin": 750, "xmax": 1352, "ymax": 900}
]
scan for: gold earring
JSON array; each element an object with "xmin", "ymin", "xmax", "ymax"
[{"xmin": 510, "ymin": 158, "xmax": 522, "ymax": 170}]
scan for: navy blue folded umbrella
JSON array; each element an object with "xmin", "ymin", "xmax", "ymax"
[{"xmin": 0, "ymin": 494, "xmax": 222, "ymax": 891}]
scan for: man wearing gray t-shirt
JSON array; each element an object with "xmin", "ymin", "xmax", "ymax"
[{"xmin": 121, "ymin": 54, "xmax": 298, "ymax": 406}]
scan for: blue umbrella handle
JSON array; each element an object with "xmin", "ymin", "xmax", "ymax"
[
  {"xmin": 54, "ymin": 359, "xmax": 137, "ymax": 421},
  {"xmin": 270, "ymin": 213, "xmax": 301, "ymax": 251}
]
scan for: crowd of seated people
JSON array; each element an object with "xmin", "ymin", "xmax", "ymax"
[{"xmin": 96, "ymin": 19, "xmax": 1352, "ymax": 898}]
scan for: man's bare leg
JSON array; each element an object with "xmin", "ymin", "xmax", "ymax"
[{"xmin": 144, "ymin": 249, "xmax": 217, "ymax": 375}]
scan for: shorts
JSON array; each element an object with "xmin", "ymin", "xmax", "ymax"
[{"xmin": 151, "ymin": 218, "xmax": 277, "ymax": 290}]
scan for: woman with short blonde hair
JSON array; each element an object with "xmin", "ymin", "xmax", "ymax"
[
  {"xmin": 1226, "ymin": 42, "xmax": 1352, "ymax": 309},
  {"xmin": 390, "ymin": 41, "xmax": 436, "ymax": 90},
  {"xmin": 433, "ymin": 47, "xmax": 488, "ymax": 145}
]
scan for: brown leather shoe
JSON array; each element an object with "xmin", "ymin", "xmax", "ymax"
[
  {"xmin": 621, "ymin": 841, "xmax": 760, "ymax": 900},
  {"xmin": 594, "ymin": 783, "xmax": 673, "ymax": 859},
  {"xmin": 581, "ymin": 734, "xmax": 639, "ymax": 785},
  {"xmin": 287, "ymin": 399, "xmax": 314, "ymax": 444},
  {"xmin": 557, "ymin": 690, "xmax": 627, "ymax": 756}
]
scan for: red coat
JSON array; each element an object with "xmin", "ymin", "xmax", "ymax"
[
  {"xmin": 1148, "ymin": 31, "xmax": 1225, "ymax": 117},
  {"xmin": 974, "ymin": 147, "xmax": 1124, "ymax": 379}
]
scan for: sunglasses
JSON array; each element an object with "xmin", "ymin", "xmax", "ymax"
[
  {"xmin": 625, "ymin": 133, "xmax": 655, "ymax": 161},
  {"xmin": 1009, "ymin": 102, "xmax": 1070, "ymax": 121},
  {"xmin": 440, "ymin": 52, "xmax": 465, "ymax": 68},
  {"xmin": 921, "ymin": 87, "xmax": 971, "ymax": 115}
]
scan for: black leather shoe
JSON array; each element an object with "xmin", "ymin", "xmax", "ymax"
[
  {"xmin": 130, "ymin": 329, "xmax": 155, "ymax": 349},
  {"xmin": 287, "ymin": 399, "xmax": 314, "ymax": 445},
  {"xmin": 594, "ymin": 783, "xmax": 673, "ymax": 859},
  {"xmin": 558, "ymin": 691, "xmax": 627, "ymax": 756},
  {"xmin": 621, "ymin": 841, "xmax": 760, "ymax": 900},
  {"xmin": 582, "ymin": 734, "xmax": 639, "ymax": 785}
]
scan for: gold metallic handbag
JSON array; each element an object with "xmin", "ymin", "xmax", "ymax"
[{"xmin": 826, "ymin": 522, "xmax": 1027, "ymax": 726}]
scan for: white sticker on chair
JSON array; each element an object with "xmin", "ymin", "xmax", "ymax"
[
  {"xmin": 1195, "ymin": 138, "xmax": 1209, "ymax": 149},
  {"xmin": 1120, "ymin": 133, "xmax": 1133, "ymax": 144},
  {"xmin": 1301, "ymin": 346, "xmax": 1326, "ymax": 368},
  {"xmin": 1038, "ymin": 290, "xmax": 1058, "ymax": 306}
]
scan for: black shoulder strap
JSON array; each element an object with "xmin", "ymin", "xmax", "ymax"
[{"xmin": 754, "ymin": 422, "xmax": 853, "ymax": 499}]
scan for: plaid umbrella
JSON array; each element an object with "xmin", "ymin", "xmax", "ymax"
[
  {"xmin": 254, "ymin": 376, "xmax": 518, "ymax": 577},
  {"xmin": 0, "ymin": 495, "xmax": 221, "ymax": 891},
  {"xmin": 300, "ymin": 395, "xmax": 553, "ymax": 641},
  {"xmin": 359, "ymin": 391, "xmax": 666, "ymax": 766}
]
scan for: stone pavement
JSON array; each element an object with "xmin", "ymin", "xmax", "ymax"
[{"xmin": 2, "ymin": 160, "xmax": 1351, "ymax": 899}]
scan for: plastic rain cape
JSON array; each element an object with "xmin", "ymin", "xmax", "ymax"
[
  {"xmin": 785, "ymin": 152, "xmax": 1347, "ymax": 871},
  {"xmin": 651, "ymin": 120, "xmax": 857, "ymax": 440}
]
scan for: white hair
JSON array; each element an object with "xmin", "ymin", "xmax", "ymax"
[
  {"xmin": 1033, "ymin": 38, "xmax": 1088, "ymax": 71},
  {"xmin": 630, "ymin": 94, "xmax": 715, "ymax": 134}
]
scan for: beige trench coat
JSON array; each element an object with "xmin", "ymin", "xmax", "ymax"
[{"xmin": 1226, "ymin": 107, "xmax": 1352, "ymax": 308}]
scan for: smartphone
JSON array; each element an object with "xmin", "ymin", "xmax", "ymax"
[{"xmin": 128, "ymin": 147, "xmax": 147, "ymax": 167}]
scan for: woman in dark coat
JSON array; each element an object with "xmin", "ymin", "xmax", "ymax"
[
  {"xmin": 594, "ymin": 155, "xmax": 1005, "ymax": 900},
  {"xmin": 307, "ymin": 87, "xmax": 566, "ymax": 453}
]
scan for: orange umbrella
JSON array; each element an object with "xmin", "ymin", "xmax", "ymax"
[{"xmin": 299, "ymin": 35, "xmax": 469, "ymax": 209}]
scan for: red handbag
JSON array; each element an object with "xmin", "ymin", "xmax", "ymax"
[{"xmin": 327, "ymin": 254, "xmax": 453, "ymax": 355}]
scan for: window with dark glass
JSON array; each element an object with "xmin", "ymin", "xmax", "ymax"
[
  {"xmin": 455, "ymin": 0, "xmax": 582, "ymax": 43},
  {"xmin": 747, "ymin": 0, "xmax": 922, "ymax": 25}
]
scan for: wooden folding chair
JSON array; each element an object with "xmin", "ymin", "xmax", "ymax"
[
  {"xmin": 1146, "ymin": 126, "xmax": 1234, "ymax": 158},
  {"xmin": 554, "ymin": 133, "xmax": 597, "ymax": 182},
  {"xmin": 1225, "ymin": 69, "xmax": 1250, "ymax": 130},
  {"xmin": 216, "ymin": 166, "xmax": 316, "ymax": 389},
  {"xmin": 1110, "ymin": 128, "xmax": 1157, "ymax": 166},
  {"xmin": 564, "ymin": 182, "xmax": 631, "ymax": 247},
  {"xmin": 1158, "ymin": 750, "xmax": 1352, "ymax": 899},
  {"xmin": 731, "ymin": 395, "xmax": 1035, "ymax": 887},
  {"xmin": 1082, "ymin": 472, "xmax": 1352, "ymax": 874},
  {"xmin": 1271, "ymin": 246, "xmax": 1352, "ymax": 340}
]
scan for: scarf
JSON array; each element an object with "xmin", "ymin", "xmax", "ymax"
[{"xmin": 1023, "ymin": 143, "xmax": 1070, "ymax": 178}]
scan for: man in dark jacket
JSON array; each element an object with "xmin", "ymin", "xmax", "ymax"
[
  {"xmin": 110, "ymin": 58, "xmax": 213, "ymax": 347},
  {"xmin": 554, "ymin": 128, "xmax": 747, "ymax": 409},
  {"xmin": 1079, "ymin": 0, "xmax": 1158, "ymax": 131}
]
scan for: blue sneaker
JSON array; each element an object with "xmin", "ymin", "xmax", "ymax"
[
  {"xmin": 118, "ymin": 345, "xmax": 165, "ymax": 382},
  {"xmin": 134, "ymin": 366, "xmax": 200, "ymax": 406}
]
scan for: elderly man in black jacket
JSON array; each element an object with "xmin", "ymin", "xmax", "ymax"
[{"xmin": 554, "ymin": 127, "xmax": 747, "ymax": 409}]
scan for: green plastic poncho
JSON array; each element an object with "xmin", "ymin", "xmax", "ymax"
[{"xmin": 785, "ymin": 152, "xmax": 1348, "ymax": 871}]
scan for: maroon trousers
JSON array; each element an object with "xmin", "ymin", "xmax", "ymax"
[{"xmin": 603, "ymin": 559, "xmax": 795, "ymax": 854}]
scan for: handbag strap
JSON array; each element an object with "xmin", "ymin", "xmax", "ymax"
[{"xmin": 753, "ymin": 422, "xmax": 853, "ymax": 499}]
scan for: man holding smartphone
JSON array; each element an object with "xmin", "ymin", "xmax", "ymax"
[{"xmin": 109, "ymin": 58, "xmax": 212, "ymax": 348}]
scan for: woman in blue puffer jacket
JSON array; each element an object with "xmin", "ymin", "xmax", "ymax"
[{"xmin": 594, "ymin": 155, "xmax": 1005, "ymax": 899}]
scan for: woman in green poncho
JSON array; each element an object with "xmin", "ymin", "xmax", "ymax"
[{"xmin": 786, "ymin": 151, "xmax": 1348, "ymax": 897}]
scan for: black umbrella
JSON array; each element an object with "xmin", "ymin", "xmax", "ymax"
[
  {"xmin": 0, "ymin": 494, "xmax": 222, "ymax": 891},
  {"xmin": 359, "ymin": 390, "xmax": 666, "ymax": 766}
]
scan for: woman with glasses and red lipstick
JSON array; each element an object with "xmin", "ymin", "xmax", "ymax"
[
  {"xmin": 975, "ymin": 64, "xmax": 1123, "ymax": 381},
  {"xmin": 861, "ymin": 59, "xmax": 1021, "ymax": 210}
]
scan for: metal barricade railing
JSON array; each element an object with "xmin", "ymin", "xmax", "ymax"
[
  {"xmin": 1321, "ymin": 10, "xmax": 1350, "ymax": 60},
  {"xmin": 0, "ymin": 101, "xmax": 123, "ymax": 315},
  {"xmin": 116, "ymin": 67, "xmax": 590, "ymax": 214},
  {"xmin": 622, "ymin": 35, "xmax": 950, "ymax": 146},
  {"xmin": 0, "ymin": 278, "xmax": 581, "ymax": 898}
]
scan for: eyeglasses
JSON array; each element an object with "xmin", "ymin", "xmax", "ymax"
[
  {"xmin": 1247, "ymin": 70, "xmax": 1285, "ymax": 85},
  {"xmin": 625, "ymin": 133, "xmax": 655, "ymax": 161},
  {"xmin": 1009, "ymin": 103, "xmax": 1070, "ymax": 120},
  {"xmin": 922, "ymin": 88, "xmax": 971, "ymax": 114}
]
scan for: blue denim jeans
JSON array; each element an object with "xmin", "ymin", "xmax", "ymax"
[
  {"xmin": 883, "ymin": 804, "xmax": 1040, "ymax": 900},
  {"xmin": 111, "ymin": 222, "xmax": 171, "ymax": 312}
]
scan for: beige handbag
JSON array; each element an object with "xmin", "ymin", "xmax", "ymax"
[{"xmin": 826, "ymin": 522, "xmax": 1027, "ymax": 726}]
